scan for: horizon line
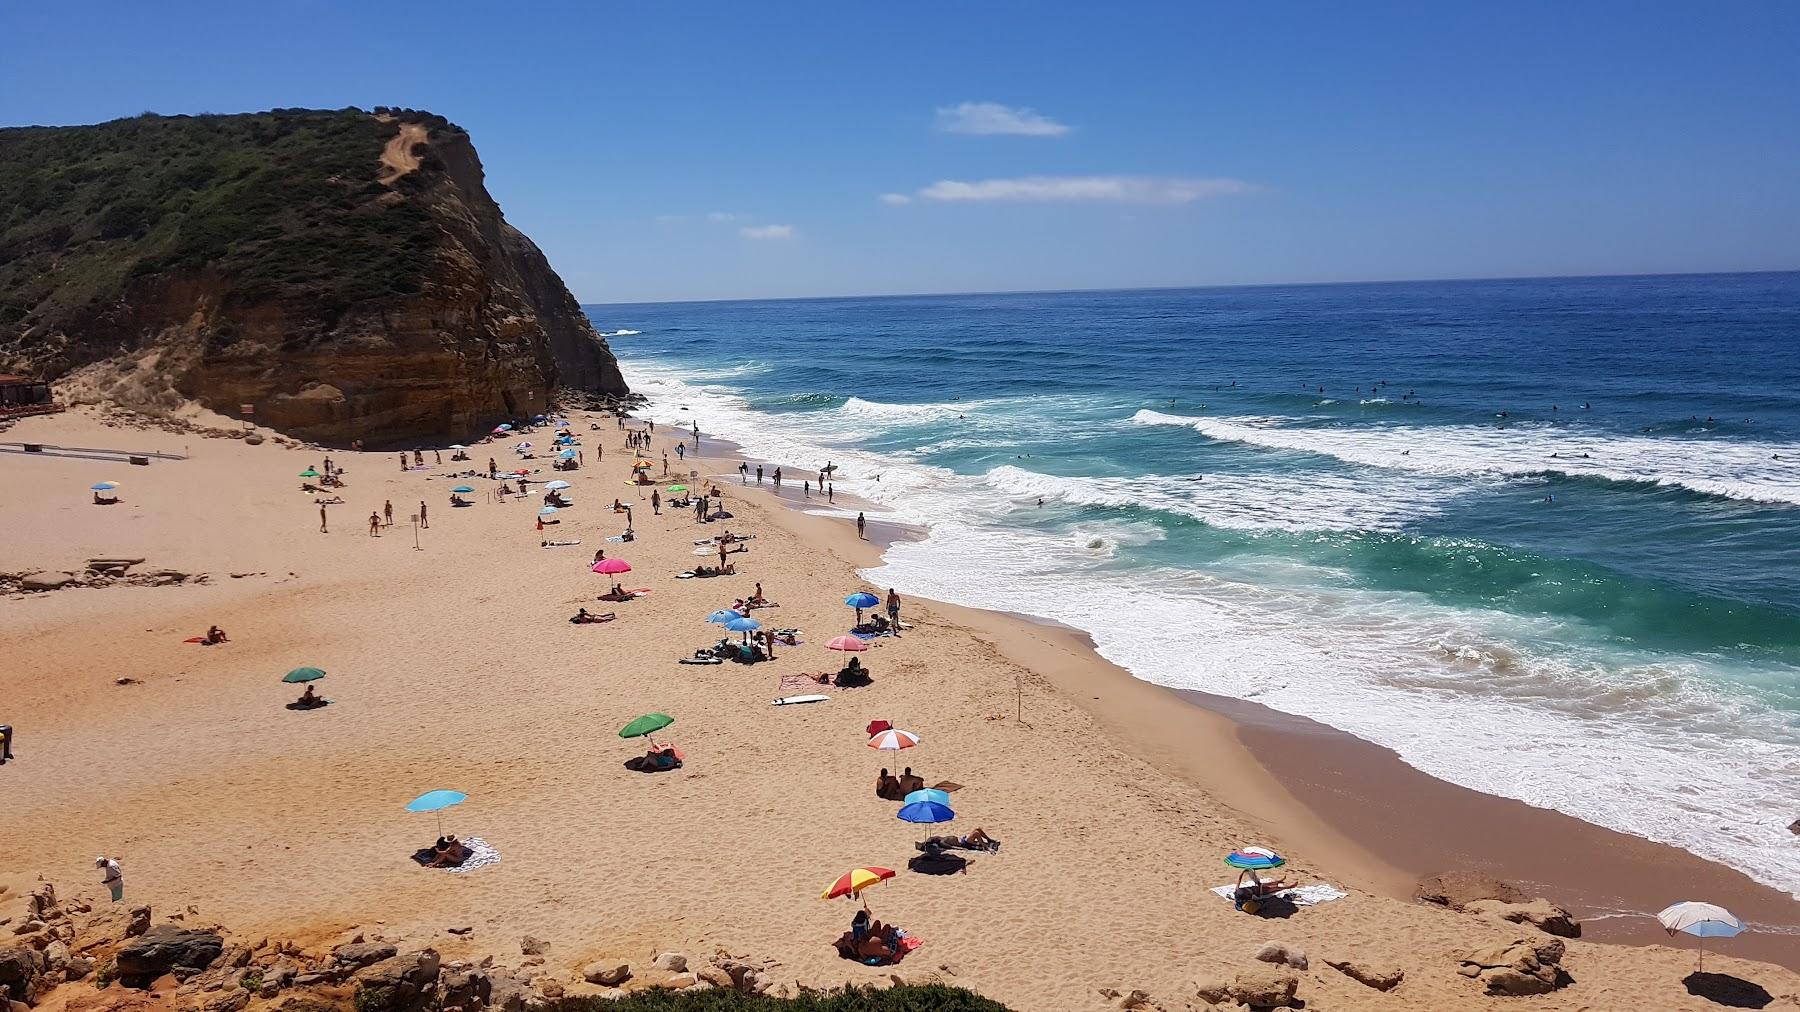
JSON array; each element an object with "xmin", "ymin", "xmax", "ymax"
[{"xmin": 580, "ymin": 267, "xmax": 1799, "ymax": 309}]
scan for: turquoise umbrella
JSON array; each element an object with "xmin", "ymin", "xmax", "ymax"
[
  {"xmin": 903, "ymin": 788, "xmax": 951, "ymax": 807},
  {"xmin": 452, "ymin": 485, "xmax": 476, "ymax": 494},
  {"xmin": 406, "ymin": 789, "xmax": 466, "ymax": 837}
]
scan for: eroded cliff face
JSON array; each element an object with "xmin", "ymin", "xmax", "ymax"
[{"xmin": 0, "ymin": 109, "xmax": 626, "ymax": 446}]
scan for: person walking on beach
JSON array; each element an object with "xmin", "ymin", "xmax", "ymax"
[
  {"xmin": 419, "ymin": 501, "xmax": 429, "ymax": 529},
  {"xmin": 856, "ymin": 512, "xmax": 866, "ymax": 539},
  {"xmin": 773, "ymin": 467, "xmax": 782, "ymax": 490},
  {"xmin": 718, "ymin": 541, "xmax": 729, "ymax": 570},
  {"xmin": 488, "ymin": 457, "xmax": 498, "ymax": 478},
  {"xmin": 739, "ymin": 462, "xmax": 748, "ymax": 484},
  {"xmin": 756, "ymin": 465, "xmax": 764, "ymax": 485},
  {"xmin": 383, "ymin": 500, "xmax": 394, "ymax": 526},
  {"xmin": 368, "ymin": 512, "xmax": 382, "ymax": 537},
  {"xmin": 651, "ymin": 490, "xmax": 661, "ymax": 515},
  {"xmin": 434, "ymin": 450, "xmax": 441, "ymax": 465},
  {"xmin": 323, "ymin": 456, "xmax": 334, "ymax": 476},
  {"xmin": 804, "ymin": 479, "xmax": 811, "ymax": 499},
  {"xmin": 886, "ymin": 588, "xmax": 902, "ymax": 636},
  {"xmin": 676, "ymin": 442, "xmax": 686, "ymax": 462},
  {"xmin": 319, "ymin": 505, "xmax": 328, "ymax": 534},
  {"xmin": 96, "ymin": 856, "xmax": 124, "ymax": 902},
  {"xmin": 0, "ymin": 723, "xmax": 14, "ymax": 764},
  {"xmin": 398, "ymin": 453, "xmax": 407, "ymax": 472},
  {"xmin": 662, "ymin": 450, "xmax": 669, "ymax": 476},
  {"xmin": 827, "ymin": 483, "xmax": 834, "ymax": 504}
]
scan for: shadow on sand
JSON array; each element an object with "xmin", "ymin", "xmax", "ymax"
[{"xmin": 1684, "ymin": 972, "xmax": 1774, "ymax": 1009}]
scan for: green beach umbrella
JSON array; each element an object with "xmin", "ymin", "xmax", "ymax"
[
  {"xmin": 298, "ymin": 469, "xmax": 320, "ymax": 478},
  {"xmin": 667, "ymin": 484, "xmax": 689, "ymax": 494},
  {"xmin": 619, "ymin": 712, "xmax": 674, "ymax": 744},
  {"xmin": 282, "ymin": 667, "xmax": 326, "ymax": 684}
]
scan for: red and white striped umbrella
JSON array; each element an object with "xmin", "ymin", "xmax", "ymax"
[{"xmin": 867, "ymin": 728, "xmax": 919, "ymax": 751}]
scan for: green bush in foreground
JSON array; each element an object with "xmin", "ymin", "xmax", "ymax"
[{"xmin": 551, "ymin": 984, "xmax": 1011, "ymax": 1011}]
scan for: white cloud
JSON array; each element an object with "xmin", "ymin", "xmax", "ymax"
[
  {"xmin": 912, "ymin": 175, "xmax": 1260, "ymax": 204},
  {"xmin": 878, "ymin": 193, "xmax": 913, "ymax": 205},
  {"xmin": 739, "ymin": 224, "xmax": 797, "ymax": 240},
  {"xmin": 707, "ymin": 211, "xmax": 739, "ymax": 222},
  {"xmin": 935, "ymin": 101, "xmax": 1071, "ymax": 137}
]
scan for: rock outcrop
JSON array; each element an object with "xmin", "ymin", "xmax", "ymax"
[
  {"xmin": 1464, "ymin": 897, "xmax": 1582, "ymax": 938},
  {"xmin": 1456, "ymin": 936, "xmax": 1573, "ymax": 996},
  {"xmin": 0, "ymin": 108, "xmax": 627, "ymax": 447}
]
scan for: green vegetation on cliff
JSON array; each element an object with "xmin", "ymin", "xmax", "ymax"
[{"xmin": 0, "ymin": 108, "xmax": 447, "ymax": 330}]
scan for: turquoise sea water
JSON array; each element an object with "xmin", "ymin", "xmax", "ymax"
[{"xmin": 587, "ymin": 273, "xmax": 1800, "ymax": 895}]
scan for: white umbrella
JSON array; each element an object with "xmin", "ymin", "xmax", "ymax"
[
  {"xmin": 1657, "ymin": 901, "xmax": 1744, "ymax": 972},
  {"xmin": 515, "ymin": 441, "xmax": 533, "ymax": 451},
  {"xmin": 545, "ymin": 480, "xmax": 572, "ymax": 491}
]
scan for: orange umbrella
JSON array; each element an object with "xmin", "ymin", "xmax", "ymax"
[{"xmin": 822, "ymin": 866, "xmax": 895, "ymax": 906}]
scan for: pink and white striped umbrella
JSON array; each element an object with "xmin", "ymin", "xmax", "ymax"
[{"xmin": 867, "ymin": 728, "xmax": 919, "ymax": 751}]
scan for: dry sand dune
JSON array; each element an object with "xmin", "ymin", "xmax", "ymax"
[{"xmin": 3, "ymin": 408, "xmax": 1797, "ymax": 1011}]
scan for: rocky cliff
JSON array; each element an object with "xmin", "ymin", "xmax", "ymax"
[{"xmin": 0, "ymin": 108, "xmax": 625, "ymax": 446}]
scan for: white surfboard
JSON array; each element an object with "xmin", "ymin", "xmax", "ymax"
[{"xmin": 772, "ymin": 694, "xmax": 830, "ymax": 706}]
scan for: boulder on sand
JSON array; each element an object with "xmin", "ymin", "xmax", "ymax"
[
  {"xmin": 1456, "ymin": 937, "xmax": 1571, "ymax": 996},
  {"xmin": 0, "ymin": 948, "xmax": 45, "ymax": 1001},
  {"xmin": 1464, "ymin": 898, "xmax": 1582, "ymax": 938},
  {"xmin": 115, "ymin": 926, "xmax": 224, "ymax": 987},
  {"xmin": 332, "ymin": 942, "xmax": 397, "ymax": 968},
  {"xmin": 1230, "ymin": 967, "xmax": 1300, "ymax": 1008},
  {"xmin": 352, "ymin": 950, "xmax": 441, "ymax": 1012},
  {"xmin": 582, "ymin": 962, "xmax": 630, "ymax": 986},
  {"xmin": 1252, "ymin": 941, "xmax": 1308, "ymax": 970},
  {"xmin": 1324, "ymin": 957, "xmax": 1404, "ymax": 992},
  {"xmin": 1415, "ymin": 871, "xmax": 1528, "ymax": 909}
]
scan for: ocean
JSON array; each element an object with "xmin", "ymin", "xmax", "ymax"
[{"xmin": 586, "ymin": 272, "xmax": 1800, "ymax": 897}]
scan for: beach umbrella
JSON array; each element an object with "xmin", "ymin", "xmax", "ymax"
[
  {"xmin": 546, "ymin": 480, "xmax": 572, "ymax": 491},
  {"xmin": 668, "ymin": 484, "xmax": 689, "ymax": 494},
  {"xmin": 904, "ymin": 788, "xmax": 952, "ymax": 807},
  {"xmin": 451, "ymin": 485, "xmax": 475, "ymax": 494},
  {"xmin": 897, "ymin": 800, "xmax": 955, "ymax": 830},
  {"xmin": 405, "ymin": 789, "xmax": 467, "ymax": 838},
  {"xmin": 707, "ymin": 609, "xmax": 741, "ymax": 624},
  {"xmin": 532, "ymin": 414, "xmax": 547, "ymax": 422},
  {"xmin": 826, "ymin": 635, "xmax": 869, "ymax": 652},
  {"xmin": 845, "ymin": 591, "xmax": 880, "ymax": 623},
  {"xmin": 559, "ymin": 449, "xmax": 577, "ymax": 459},
  {"xmin": 282, "ymin": 667, "xmax": 326, "ymax": 683},
  {"xmin": 1224, "ymin": 847, "xmax": 1286, "ymax": 871},
  {"xmin": 515, "ymin": 441, "xmax": 533, "ymax": 451},
  {"xmin": 493, "ymin": 424, "xmax": 512, "ymax": 433},
  {"xmin": 538, "ymin": 506, "xmax": 559, "ymax": 517},
  {"xmin": 868, "ymin": 728, "xmax": 919, "ymax": 751},
  {"xmin": 91, "ymin": 481, "xmax": 119, "ymax": 491},
  {"xmin": 725, "ymin": 615, "xmax": 761, "ymax": 642},
  {"xmin": 449, "ymin": 444, "xmax": 467, "ymax": 451},
  {"xmin": 620, "ymin": 712, "xmax": 674, "ymax": 748},
  {"xmin": 634, "ymin": 459, "xmax": 654, "ymax": 468},
  {"xmin": 592, "ymin": 558, "xmax": 632, "ymax": 574},
  {"xmin": 821, "ymin": 866, "xmax": 895, "ymax": 909},
  {"xmin": 1658, "ymin": 901, "xmax": 1745, "ymax": 972},
  {"xmin": 298, "ymin": 469, "xmax": 320, "ymax": 478}
]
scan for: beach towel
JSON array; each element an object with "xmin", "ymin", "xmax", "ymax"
[
  {"xmin": 780, "ymin": 673, "xmax": 829, "ymax": 693},
  {"xmin": 678, "ymin": 656, "xmax": 723, "ymax": 665},
  {"xmin": 1208, "ymin": 883, "xmax": 1346, "ymax": 907},
  {"xmin": 284, "ymin": 698, "xmax": 333, "ymax": 711},
  {"xmin": 444, "ymin": 837, "xmax": 501, "ymax": 874},
  {"xmin": 541, "ymin": 540, "xmax": 582, "ymax": 547},
  {"xmin": 183, "ymin": 636, "xmax": 207, "ymax": 643}
]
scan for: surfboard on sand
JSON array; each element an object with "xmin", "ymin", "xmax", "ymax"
[{"xmin": 773, "ymin": 694, "xmax": 830, "ymax": 706}]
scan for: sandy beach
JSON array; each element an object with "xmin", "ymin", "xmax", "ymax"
[{"xmin": 4, "ymin": 406, "xmax": 1799, "ymax": 1011}]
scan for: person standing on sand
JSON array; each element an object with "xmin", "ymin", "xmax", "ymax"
[
  {"xmin": 651, "ymin": 490, "xmax": 661, "ymax": 515},
  {"xmin": 96, "ymin": 856, "xmax": 123, "ymax": 902},
  {"xmin": 827, "ymin": 483, "xmax": 834, "ymax": 504},
  {"xmin": 739, "ymin": 462, "xmax": 748, "ymax": 484},
  {"xmin": 662, "ymin": 450, "xmax": 669, "ymax": 476},
  {"xmin": 804, "ymin": 479, "xmax": 811, "ymax": 499},
  {"xmin": 677, "ymin": 442, "xmax": 686, "ymax": 461},
  {"xmin": 368, "ymin": 512, "xmax": 381, "ymax": 537},
  {"xmin": 319, "ymin": 505, "xmax": 328, "ymax": 534},
  {"xmin": 773, "ymin": 467, "xmax": 782, "ymax": 490},
  {"xmin": 323, "ymin": 456, "xmax": 334, "ymax": 476},
  {"xmin": 419, "ymin": 501, "xmax": 428, "ymax": 529},
  {"xmin": 488, "ymin": 457, "xmax": 498, "ymax": 478},
  {"xmin": 718, "ymin": 542, "xmax": 728, "ymax": 569},
  {"xmin": 383, "ymin": 500, "xmax": 393, "ymax": 526},
  {"xmin": 0, "ymin": 723, "xmax": 13, "ymax": 764},
  {"xmin": 857, "ymin": 512, "xmax": 866, "ymax": 539},
  {"xmin": 434, "ymin": 450, "xmax": 441, "ymax": 465},
  {"xmin": 756, "ymin": 465, "xmax": 764, "ymax": 485},
  {"xmin": 398, "ymin": 453, "xmax": 407, "ymax": 472},
  {"xmin": 886, "ymin": 588, "xmax": 902, "ymax": 636}
]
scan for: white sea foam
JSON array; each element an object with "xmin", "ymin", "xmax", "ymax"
[
  {"xmin": 599, "ymin": 329, "xmax": 641, "ymax": 337},
  {"xmin": 1131, "ymin": 410, "xmax": 1800, "ymax": 505},
  {"xmin": 621, "ymin": 357, "xmax": 1800, "ymax": 898}
]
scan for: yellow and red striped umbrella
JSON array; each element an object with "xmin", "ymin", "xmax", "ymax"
[{"xmin": 821, "ymin": 866, "xmax": 895, "ymax": 901}]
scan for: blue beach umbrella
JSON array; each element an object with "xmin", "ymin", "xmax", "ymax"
[
  {"xmin": 559, "ymin": 448, "xmax": 578, "ymax": 460},
  {"xmin": 903, "ymin": 788, "xmax": 951, "ymax": 807},
  {"xmin": 451, "ymin": 485, "xmax": 475, "ymax": 494},
  {"xmin": 725, "ymin": 615, "xmax": 761, "ymax": 642},
  {"xmin": 707, "ymin": 609, "xmax": 741, "ymax": 624},
  {"xmin": 896, "ymin": 800, "xmax": 955, "ymax": 827},
  {"xmin": 1224, "ymin": 847, "xmax": 1285, "ymax": 871},
  {"xmin": 405, "ymin": 789, "xmax": 467, "ymax": 837},
  {"xmin": 845, "ymin": 591, "xmax": 880, "ymax": 623},
  {"xmin": 538, "ymin": 506, "xmax": 559, "ymax": 517},
  {"xmin": 91, "ymin": 481, "xmax": 120, "ymax": 491}
]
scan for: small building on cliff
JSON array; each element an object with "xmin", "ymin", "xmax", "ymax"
[{"xmin": 0, "ymin": 374, "xmax": 60, "ymax": 417}]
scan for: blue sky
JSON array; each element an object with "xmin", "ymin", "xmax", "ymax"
[{"xmin": 4, "ymin": 1, "xmax": 1798, "ymax": 302}]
